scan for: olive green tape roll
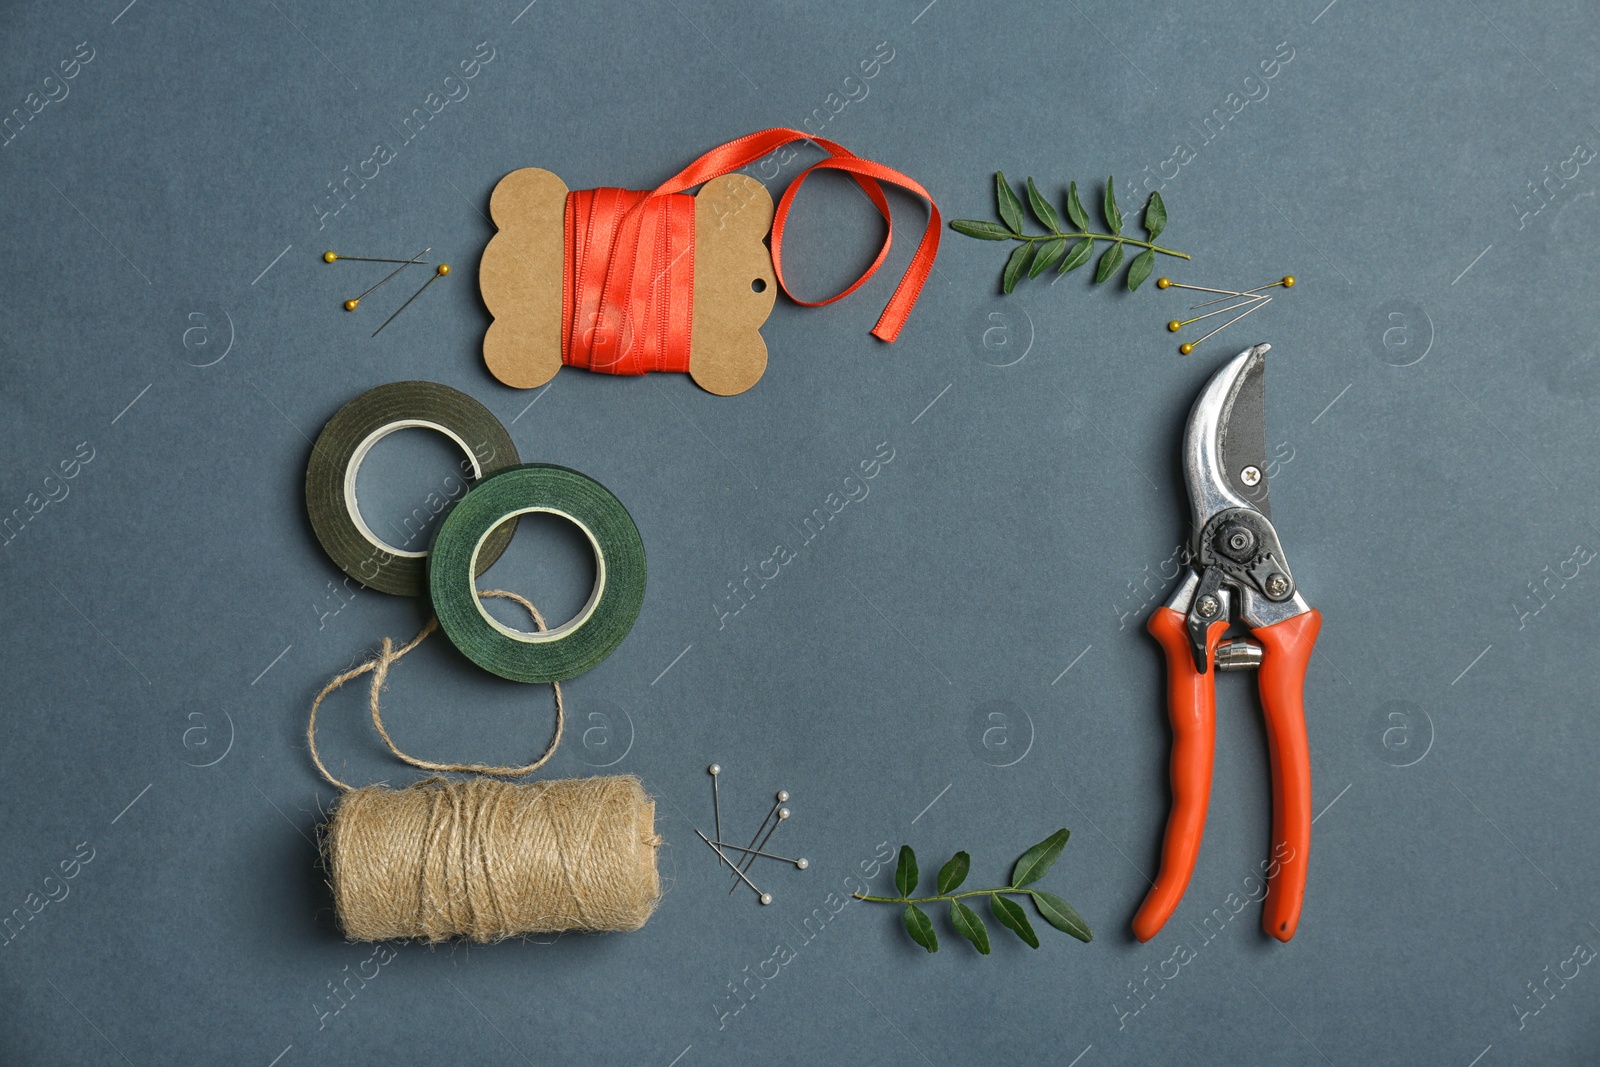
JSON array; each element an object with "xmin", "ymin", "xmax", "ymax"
[
  {"xmin": 428, "ymin": 464, "xmax": 646, "ymax": 683},
  {"xmin": 306, "ymin": 381, "xmax": 520, "ymax": 597}
]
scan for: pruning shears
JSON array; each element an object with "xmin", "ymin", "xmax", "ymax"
[{"xmin": 1133, "ymin": 344, "xmax": 1322, "ymax": 944}]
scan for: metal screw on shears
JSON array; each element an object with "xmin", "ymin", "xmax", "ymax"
[
  {"xmin": 1265, "ymin": 573, "xmax": 1291, "ymax": 597},
  {"xmin": 1196, "ymin": 594, "xmax": 1220, "ymax": 618},
  {"xmin": 1240, "ymin": 465, "xmax": 1262, "ymax": 486},
  {"xmin": 1216, "ymin": 521, "xmax": 1258, "ymax": 561}
]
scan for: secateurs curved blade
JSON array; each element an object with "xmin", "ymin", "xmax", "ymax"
[{"xmin": 1133, "ymin": 343, "xmax": 1322, "ymax": 944}]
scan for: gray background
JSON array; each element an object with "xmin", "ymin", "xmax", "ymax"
[{"xmin": 0, "ymin": 0, "xmax": 1595, "ymax": 1063}]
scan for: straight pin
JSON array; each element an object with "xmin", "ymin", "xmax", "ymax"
[
  {"xmin": 731, "ymin": 805, "xmax": 791, "ymax": 895},
  {"xmin": 371, "ymin": 263, "xmax": 450, "ymax": 337},
  {"xmin": 696, "ymin": 828, "xmax": 772, "ymax": 904},
  {"xmin": 1184, "ymin": 275, "xmax": 1296, "ymax": 310},
  {"xmin": 1168, "ymin": 296, "xmax": 1265, "ymax": 332},
  {"xmin": 750, "ymin": 806, "xmax": 790, "ymax": 867},
  {"xmin": 708, "ymin": 764, "xmax": 723, "ymax": 846},
  {"xmin": 732, "ymin": 796, "xmax": 780, "ymax": 889},
  {"xmin": 709, "ymin": 841, "xmax": 809, "ymax": 869},
  {"xmin": 343, "ymin": 246, "xmax": 430, "ymax": 311},
  {"xmin": 1155, "ymin": 278, "xmax": 1249, "ymax": 298},
  {"xmin": 324, "ymin": 251, "xmax": 433, "ymax": 265},
  {"xmin": 1178, "ymin": 295, "xmax": 1272, "ymax": 355},
  {"xmin": 729, "ymin": 791, "xmax": 787, "ymax": 892}
]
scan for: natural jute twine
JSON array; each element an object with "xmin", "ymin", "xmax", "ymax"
[{"xmin": 308, "ymin": 590, "xmax": 661, "ymax": 943}]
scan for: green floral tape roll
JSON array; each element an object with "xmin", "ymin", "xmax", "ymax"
[
  {"xmin": 428, "ymin": 464, "xmax": 647, "ymax": 683},
  {"xmin": 305, "ymin": 381, "xmax": 521, "ymax": 597}
]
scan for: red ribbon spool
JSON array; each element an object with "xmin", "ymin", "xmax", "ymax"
[{"xmin": 558, "ymin": 127, "xmax": 941, "ymax": 377}]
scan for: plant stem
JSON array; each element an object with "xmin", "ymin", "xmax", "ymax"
[
  {"xmin": 853, "ymin": 886, "xmax": 1042, "ymax": 905},
  {"xmin": 1014, "ymin": 231, "xmax": 1190, "ymax": 259}
]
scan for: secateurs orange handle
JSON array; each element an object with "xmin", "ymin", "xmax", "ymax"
[
  {"xmin": 1133, "ymin": 344, "xmax": 1321, "ymax": 944},
  {"xmin": 1134, "ymin": 607, "xmax": 1321, "ymax": 942},
  {"xmin": 1252, "ymin": 609, "xmax": 1320, "ymax": 939},
  {"xmin": 1133, "ymin": 608, "xmax": 1225, "ymax": 943}
]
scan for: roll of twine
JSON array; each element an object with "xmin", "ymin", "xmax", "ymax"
[
  {"xmin": 327, "ymin": 775, "xmax": 660, "ymax": 943},
  {"xmin": 308, "ymin": 590, "xmax": 661, "ymax": 942}
]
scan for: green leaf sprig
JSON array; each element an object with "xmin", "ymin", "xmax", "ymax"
[
  {"xmin": 952, "ymin": 173, "xmax": 1189, "ymax": 293},
  {"xmin": 854, "ymin": 829, "xmax": 1092, "ymax": 954}
]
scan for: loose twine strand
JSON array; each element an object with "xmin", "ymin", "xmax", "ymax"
[
  {"xmin": 306, "ymin": 589, "xmax": 660, "ymax": 942},
  {"xmin": 307, "ymin": 589, "xmax": 564, "ymax": 791}
]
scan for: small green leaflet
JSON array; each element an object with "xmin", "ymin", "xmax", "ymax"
[
  {"xmin": 1026, "ymin": 177, "xmax": 1061, "ymax": 232},
  {"xmin": 905, "ymin": 904, "xmax": 939, "ymax": 952},
  {"xmin": 1127, "ymin": 248, "xmax": 1155, "ymax": 292},
  {"xmin": 1012, "ymin": 829, "xmax": 1070, "ymax": 888},
  {"xmin": 937, "ymin": 852, "xmax": 970, "ymax": 895},
  {"xmin": 991, "ymin": 894, "xmax": 1040, "ymax": 949},
  {"xmin": 1002, "ymin": 243, "xmax": 1033, "ymax": 293},
  {"xmin": 896, "ymin": 845, "xmax": 919, "ymax": 898},
  {"xmin": 995, "ymin": 171, "xmax": 1025, "ymax": 234},
  {"xmin": 1031, "ymin": 890, "xmax": 1093, "ymax": 942},
  {"xmin": 951, "ymin": 901, "xmax": 991, "ymax": 955},
  {"xmin": 1059, "ymin": 237, "xmax": 1094, "ymax": 273},
  {"xmin": 950, "ymin": 219, "xmax": 1013, "ymax": 241},
  {"xmin": 1030, "ymin": 238, "xmax": 1066, "ymax": 277},
  {"xmin": 1094, "ymin": 243, "xmax": 1124, "ymax": 284},
  {"xmin": 1144, "ymin": 189, "xmax": 1167, "ymax": 240},
  {"xmin": 1065, "ymin": 180, "xmax": 1089, "ymax": 230},
  {"xmin": 1103, "ymin": 176, "xmax": 1123, "ymax": 234}
]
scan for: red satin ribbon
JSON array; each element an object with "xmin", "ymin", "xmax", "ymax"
[
  {"xmin": 561, "ymin": 128, "xmax": 941, "ymax": 376},
  {"xmin": 563, "ymin": 187, "xmax": 697, "ymax": 375}
]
